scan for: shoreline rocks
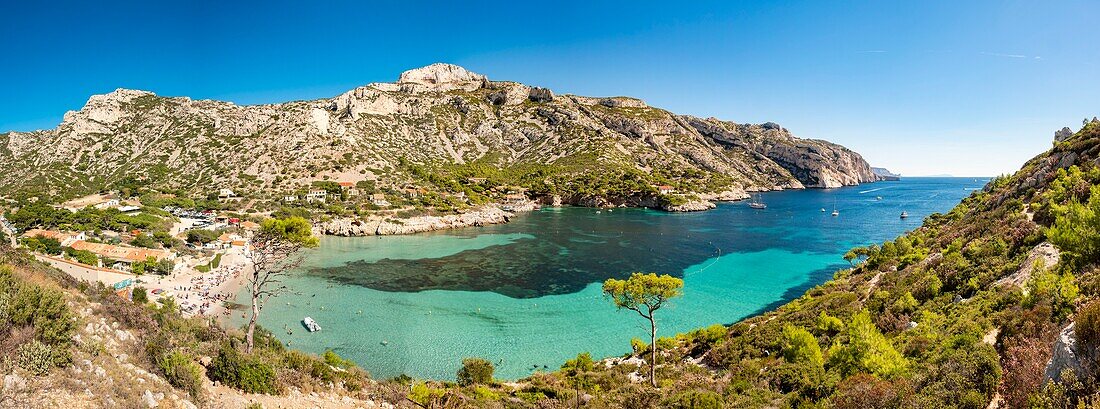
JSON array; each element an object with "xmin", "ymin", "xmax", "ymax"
[
  {"xmin": 317, "ymin": 206, "xmax": 514, "ymax": 236},
  {"xmin": 665, "ymin": 200, "xmax": 717, "ymax": 212}
]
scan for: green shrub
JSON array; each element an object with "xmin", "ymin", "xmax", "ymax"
[
  {"xmin": 1048, "ymin": 185, "xmax": 1100, "ymax": 266},
  {"xmin": 1076, "ymin": 301, "xmax": 1100, "ymax": 350},
  {"xmin": 323, "ymin": 349, "xmax": 355, "ymax": 369},
  {"xmin": 678, "ymin": 324, "xmax": 727, "ymax": 348},
  {"xmin": 826, "ymin": 311, "xmax": 907, "ymax": 379},
  {"xmin": 1024, "ymin": 269, "xmax": 1078, "ymax": 320},
  {"xmin": 561, "ymin": 352, "xmax": 595, "ymax": 375},
  {"xmin": 630, "ymin": 337, "xmax": 649, "ymax": 355},
  {"xmin": 238, "ymin": 361, "xmax": 279, "ymax": 395},
  {"xmin": 473, "ymin": 385, "xmax": 500, "ymax": 401},
  {"xmin": 158, "ymin": 351, "xmax": 204, "ymax": 401},
  {"xmin": 208, "ymin": 345, "xmax": 279, "ymax": 394},
  {"xmin": 816, "ymin": 311, "xmax": 844, "ymax": 335},
  {"xmin": 456, "ymin": 357, "xmax": 494, "ymax": 386},
  {"xmin": 782, "ymin": 324, "xmax": 823, "ymax": 368},
  {"xmin": 656, "ymin": 336, "xmax": 678, "ymax": 350},
  {"xmin": 7, "ymin": 283, "xmax": 76, "ymax": 346},
  {"xmin": 132, "ymin": 287, "xmax": 148, "ymax": 304},
  {"xmin": 891, "ymin": 292, "xmax": 919, "ymax": 314},
  {"xmin": 409, "ymin": 382, "xmax": 446, "ymax": 406},
  {"xmin": 16, "ymin": 340, "xmax": 56, "ymax": 375},
  {"xmin": 664, "ymin": 389, "xmax": 724, "ymax": 409}
]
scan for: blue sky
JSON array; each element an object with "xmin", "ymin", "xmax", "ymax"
[{"xmin": 2, "ymin": 1, "xmax": 1097, "ymax": 176}]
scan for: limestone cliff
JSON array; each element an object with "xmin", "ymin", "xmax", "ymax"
[{"xmin": 0, "ymin": 63, "xmax": 883, "ymax": 205}]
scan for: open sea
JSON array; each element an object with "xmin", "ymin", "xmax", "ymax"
[{"xmin": 231, "ymin": 177, "xmax": 984, "ymax": 380}]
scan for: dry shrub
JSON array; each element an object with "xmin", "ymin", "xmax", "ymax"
[
  {"xmin": 1001, "ymin": 336, "xmax": 1053, "ymax": 409},
  {"xmin": 830, "ymin": 373, "xmax": 905, "ymax": 409}
]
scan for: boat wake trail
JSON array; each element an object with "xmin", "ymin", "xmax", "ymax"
[
  {"xmin": 859, "ymin": 187, "xmax": 890, "ymax": 194},
  {"xmin": 685, "ymin": 242, "xmax": 722, "ymax": 277}
]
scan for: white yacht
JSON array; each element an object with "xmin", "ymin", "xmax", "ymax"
[{"xmin": 302, "ymin": 317, "xmax": 321, "ymax": 332}]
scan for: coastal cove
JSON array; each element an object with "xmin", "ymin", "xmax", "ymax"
[{"xmin": 231, "ymin": 178, "xmax": 983, "ymax": 380}]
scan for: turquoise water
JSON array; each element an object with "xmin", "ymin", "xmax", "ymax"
[{"xmin": 232, "ymin": 178, "xmax": 983, "ymax": 380}]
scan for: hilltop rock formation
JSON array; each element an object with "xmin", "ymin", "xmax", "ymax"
[{"xmin": 0, "ymin": 63, "xmax": 882, "ymax": 206}]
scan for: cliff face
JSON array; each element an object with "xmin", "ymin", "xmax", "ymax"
[
  {"xmin": 0, "ymin": 63, "xmax": 881, "ymax": 203},
  {"xmin": 683, "ymin": 116, "xmax": 882, "ymax": 188}
]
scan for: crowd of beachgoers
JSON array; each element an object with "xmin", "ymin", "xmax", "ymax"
[{"xmin": 142, "ymin": 250, "xmax": 250, "ymax": 317}]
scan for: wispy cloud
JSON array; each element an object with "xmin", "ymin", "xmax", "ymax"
[{"xmin": 980, "ymin": 51, "xmax": 1041, "ymax": 60}]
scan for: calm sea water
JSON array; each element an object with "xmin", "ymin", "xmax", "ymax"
[{"xmin": 231, "ymin": 178, "xmax": 983, "ymax": 380}]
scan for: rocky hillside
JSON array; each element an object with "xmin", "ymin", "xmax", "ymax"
[{"xmin": 0, "ymin": 63, "xmax": 881, "ymax": 206}]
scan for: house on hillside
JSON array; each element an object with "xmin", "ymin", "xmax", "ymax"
[
  {"xmin": 218, "ymin": 188, "xmax": 236, "ymax": 199},
  {"xmin": 93, "ymin": 198, "xmax": 121, "ymax": 210},
  {"xmin": 656, "ymin": 185, "xmax": 676, "ymax": 195},
  {"xmin": 305, "ymin": 190, "xmax": 328, "ymax": 203},
  {"xmin": 23, "ymin": 229, "xmax": 86, "ymax": 247},
  {"xmin": 338, "ymin": 182, "xmax": 360, "ymax": 197},
  {"xmin": 68, "ymin": 240, "xmax": 173, "ymax": 272},
  {"xmin": 370, "ymin": 193, "xmax": 391, "ymax": 207},
  {"xmin": 117, "ymin": 205, "xmax": 141, "ymax": 214},
  {"xmin": 283, "ymin": 195, "xmax": 298, "ymax": 203},
  {"xmin": 400, "ymin": 184, "xmax": 424, "ymax": 199},
  {"xmin": 63, "ymin": 194, "xmax": 120, "ymax": 211}
]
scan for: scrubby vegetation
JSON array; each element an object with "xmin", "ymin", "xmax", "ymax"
[
  {"xmin": 0, "ymin": 265, "xmax": 76, "ymax": 375},
  {"xmin": 0, "ymin": 245, "xmax": 397, "ymax": 406},
  {"xmin": 6, "ymin": 120, "xmax": 1100, "ymax": 408},
  {"xmin": 396, "ymin": 120, "xmax": 1100, "ymax": 407}
]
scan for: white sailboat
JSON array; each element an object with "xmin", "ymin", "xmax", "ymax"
[{"xmin": 748, "ymin": 194, "xmax": 767, "ymax": 209}]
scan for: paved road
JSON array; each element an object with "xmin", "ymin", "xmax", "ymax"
[{"xmin": 36, "ymin": 254, "xmax": 134, "ymax": 287}]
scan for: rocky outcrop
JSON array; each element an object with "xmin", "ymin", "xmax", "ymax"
[
  {"xmin": 872, "ymin": 167, "xmax": 901, "ymax": 181},
  {"xmin": 1055, "ymin": 126, "xmax": 1075, "ymax": 142},
  {"xmin": 996, "ymin": 242, "xmax": 1060, "ymax": 288},
  {"xmin": 698, "ymin": 188, "xmax": 751, "ymax": 202},
  {"xmin": 528, "ymin": 87, "xmax": 554, "ymax": 103},
  {"xmin": 665, "ymin": 200, "xmax": 717, "ymax": 212},
  {"xmin": 397, "ymin": 63, "xmax": 486, "ymax": 91},
  {"xmin": 1045, "ymin": 323, "xmax": 1087, "ymax": 382},
  {"xmin": 318, "ymin": 206, "xmax": 512, "ymax": 236}
]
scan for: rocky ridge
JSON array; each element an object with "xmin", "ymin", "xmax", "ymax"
[{"xmin": 0, "ymin": 63, "xmax": 883, "ymax": 207}]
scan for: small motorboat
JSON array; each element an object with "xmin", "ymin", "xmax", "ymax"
[
  {"xmin": 900, "ymin": 211, "xmax": 909, "ymax": 219},
  {"xmin": 302, "ymin": 317, "xmax": 321, "ymax": 332},
  {"xmin": 875, "ymin": 196, "xmax": 883, "ymax": 201},
  {"xmin": 820, "ymin": 208, "xmax": 826, "ymax": 212}
]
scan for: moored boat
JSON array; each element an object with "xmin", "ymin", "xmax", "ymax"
[
  {"xmin": 748, "ymin": 194, "xmax": 767, "ymax": 209},
  {"xmin": 302, "ymin": 316, "xmax": 321, "ymax": 332}
]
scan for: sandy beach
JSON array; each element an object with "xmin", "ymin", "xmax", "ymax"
[{"xmin": 141, "ymin": 247, "xmax": 252, "ymax": 318}]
